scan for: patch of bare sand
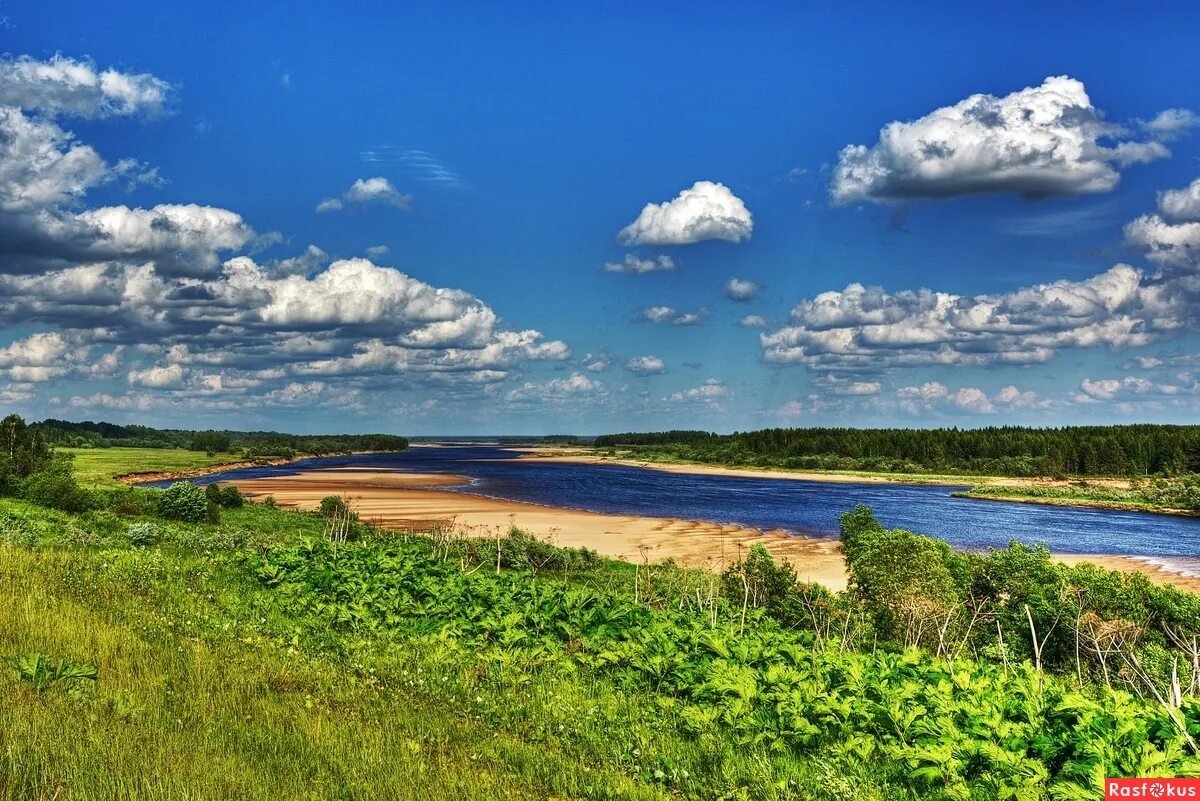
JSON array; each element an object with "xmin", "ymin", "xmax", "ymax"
[
  {"xmin": 231, "ymin": 468, "xmax": 1200, "ymax": 595},
  {"xmin": 231, "ymin": 470, "xmax": 849, "ymax": 590}
]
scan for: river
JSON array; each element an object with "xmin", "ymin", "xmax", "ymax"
[{"xmin": 170, "ymin": 445, "xmax": 1200, "ymax": 575}]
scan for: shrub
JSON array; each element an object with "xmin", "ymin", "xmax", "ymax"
[
  {"xmin": 127, "ymin": 522, "xmax": 160, "ymax": 547},
  {"xmin": 19, "ymin": 460, "xmax": 94, "ymax": 513},
  {"xmin": 157, "ymin": 482, "xmax": 208, "ymax": 523},
  {"xmin": 220, "ymin": 485, "xmax": 244, "ymax": 508},
  {"xmin": 106, "ymin": 488, "xmax": 158, "ymax": 516},
  {"xmin": 319, "ymin": 495, "xmax": 355, "ymax": 519}
]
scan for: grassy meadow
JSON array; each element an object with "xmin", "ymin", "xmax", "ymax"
[
  {"xmin": 62, "ymin": 447, "xmax": 244, "ymax": 488},
  {"xmin": 3, "ymin": 439, "xmax": 1200, "ymax": 799}
]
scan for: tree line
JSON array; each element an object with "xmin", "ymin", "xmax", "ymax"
[
  {"xmin": 595, "ymin": 425, "xmax": 1200, "ymax": 477},
  {"xmin": 31, "ymin": 418, "xmax": 408, "ymax": 458}
]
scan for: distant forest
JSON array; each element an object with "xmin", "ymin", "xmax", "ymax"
[
  {"xmin": 32, "ymin": 419, "xmax": 409, "ymax": 458},
  {"xmin": 593, "ymin": 426, "xmax": 1200, "ymax": 477}
]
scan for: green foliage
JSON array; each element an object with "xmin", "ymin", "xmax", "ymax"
[
  {"xmin": 4, "ymin": 653, "xmax": 97, "ymax": 692},
  {"xmin": 596, "ymin": 424, "xmax": 1200, "ymax": 477},
  {"xmin": 220, "ymin": 485, "xmax": 244, "ymax": 508},
  {"xmin": 0, "ymin": 414, "xmax": 54, "ymax": 492},
  {"xmin": 251, "ymin": 536, "xmax": 1200, "ymax": 798},
  {"xmin": 457, "ymin": 527, "xmax": 601, "ymax": 573},
  {"xmin": 17, "ymin": 458, "xmax": 94, "ymax": 512},
  {"xmin": 126, "ymin": 521, "xmax": 160, "ymax": 547},
  {"xmin": 157, "ymin": 481, "xmax": 209, "ymax": 523},
  {"xmin": 33, "ymin": 417, "xmax": 409, "ymax": 458},
  {"xmin": 318, "ymin": 495, "xmax": 354, "ymax": 519}
]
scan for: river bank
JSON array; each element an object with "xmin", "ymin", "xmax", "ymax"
[
  {"xmin": 518, "ymin": 448, "xmax": 1199, "ymax": 518},
  {"xmin": 225, "ymin": 466, "xmax": 1200, "ymax": 595}
]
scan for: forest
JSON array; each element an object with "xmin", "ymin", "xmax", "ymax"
[
  {"xmin": 594, "ymin": 425, "xmax": 1200, "ymax": 477},
  {"xmin": 29, "ymin": 418, "xmax": 409, "ymax": 458}
]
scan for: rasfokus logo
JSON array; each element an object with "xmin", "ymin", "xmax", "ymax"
[{"xmin": 1107, "ymin": 779, "xmax": 1200, "ymax": 798}]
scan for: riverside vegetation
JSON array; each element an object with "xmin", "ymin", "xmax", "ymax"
[
  {"xmin": 592, "ymin": 427, "xmax": 1200, "ymax": 513},
  {"xmin": 2, "ymin": 415, "xmax": 1199, "ymax": 799}
]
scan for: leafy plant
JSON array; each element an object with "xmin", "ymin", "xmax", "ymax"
[
  {"xmin": 5, "ymin": 653, "xmax": 98, "ymax": 692},
  {"xmin": 127, "ymin": 521, "xmax": 160, "ymax": 547},
  {"xmin": 157, "ymin": 482, "xmax": 208, "ymax": 523}
]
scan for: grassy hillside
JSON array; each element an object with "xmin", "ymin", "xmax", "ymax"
[{"xmin": 3, "ymin": 434, "xmax": 1199, "ymax": 798}]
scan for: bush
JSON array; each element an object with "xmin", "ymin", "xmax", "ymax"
[
  {"xmin": 220, "ymin": 486, "xmax": 244, "ymax": 508},
  {"xmin": 19, "ymin": 460, "xmax": 94, "ymax": 513},
  {"xmin": 157, "ymin": 482, "xmax": 208, "ymax": 523},
  {"xmin": 127, "ymin": 522, "xmax": 160, "ymax": 547},
  {"xmin": 106, "ymin": 488, "xmax": 158, "ymax": 516},
  {"xmin": 319, "ymin": 495, "xmax": 354, "ymax": 519}
]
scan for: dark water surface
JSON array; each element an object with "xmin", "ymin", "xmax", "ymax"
[{"xmin": 168, "ymin": 445, "xmax": 1200, "ymax": 573}]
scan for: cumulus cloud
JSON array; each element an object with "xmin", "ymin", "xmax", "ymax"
[
  {"xmin": 1074, "ymin": 375, "xmax": 1197, "ymax": 404},
  {"xmin": 0, "ymin": 54, "xmax": 171, "ymax": 118},
  {"xmin": 832, "ymin": 76, "xmax": 1171, "ymax": 204},
  {"xmin": 640, "ymin": 305, "xmax": 707, "ymax": 326},
  {"xmin": 618, "ymin": 181, "xmax": 752, "ymax": 245},
  {"xmin": 666, "ymin": 378, "xmax": 728, "ymax": 404},
  {"xmin": 1125, "ymin": 177, "xmax": 1200, "ymax": 268},
  {"xmin": 316, "ymin": 177, "xmax": 412, "ymax": 213},
  {"xmin": 1157, "ymin": 177, "xmax": 1200, "ymax": 224},
  {"xmin": 759, "ymin": 263, "xmax": 1186, "ymax": 373},
  {"xmin": 897, "ymin": 382, "xmax": 1043, "ymax": 415},
  {"xmin": 506, "ymin": 372, "xmax": 606, "ymax": 403},
  {"xmin": 127, "ymin": 362, "xmax": 186, "ymax": 388},
  {"xmin": 625, "ymin": 355, "xmax": 666, "ymax": 375},
  {"xmin": 724, "ymin": 277, "xmax": 762, "ymax": 302},
  {"xmin": 739, "ymin": 315, "xmax": 769, "ymax": 329},
  {"xmin": 603, "ymin": 253, "xmax": 675, "ymax": 274}
]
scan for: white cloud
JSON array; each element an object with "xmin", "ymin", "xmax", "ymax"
[
  {"xmin": 128, "ymin": 362, "xmax": 185, "ymax": 388},
  {"xmin": 832, "ymin": 76, "xmax": 1170, "ymax": 204},
  {"xmin": 830, "ymin": 381, "xmax": 882, "ymax": 396},
  {"xmin": 625, "ymin": 355, "xmax": 666, "ymax": 375},
  {"xmin": 949, "ymin": 387, "xmax": 995, "ymax": 414},
  {"xmin": 1124, "ymin": 180, "xmax": 1200, "ymax": 269},
  {"xmin": 1144, "ymin": 109, "xmax": 1200, "ymax": 140},
  {"xmin": 1075, "ymin": 375, "xmax": 1196, "ymax": 404},
  {"xmin": 506, "ymin": 372, "xmax": 606, "ymax": 402},
  {"xmin": 724, "ymin": 277, "xmax": 762, "ymax": 302},
  {"xmin": 641, "ymin": 305, "xmax": 707, "ymax": 326},
  {"xmin": 739, "ymin": 314, "xmax": 769, "ymax": 329},
  {"xmin": 666, "ymin": 378, "xmax": 728, "ymax": 404},
  {"xmin": 0, "ymin": 54, "xmax": 171, "ymax": 118},
  {"xmin": 760, "ymin": 264, "xmax": 1168, "ymax": 372},
  {"xmin": 618, "ymin": 181, "xmax": 752, "ymax": 245},
  {"xmin": 0, "ymin": 107, "xmax": 110, "ymax": 212},
  {"xmin": 78, "ymin": 204, "xmax": 259, "ymax": 277},
  {"xmin": 316, "ymin": 177, "xmax": 411, "ymax": 213},
  {"xmin": 365, "ymin": 244, "xmax": 390, "ymax": 259},
  {"xmin": 1157, "ymin": 177, "xmax": 1200, "ymax": 223},
  {"xmin": 1123, "ymin": 355, "xmax": 1164, "ymax": 370},
  {"xmin": 897, "ymin": 382, "xmax": 1042, "ymax": 415},
  {"xmin": 603, "ymin": 253, "xmax": 675, "ymax": 274}
]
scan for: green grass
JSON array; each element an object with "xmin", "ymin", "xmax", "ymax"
[
  {"xmin": 0, "ymin": 500, "xmax": 909, "ymax": 801},
  {"xmin": 63, "ymin": 448, "xmax": 247, "ymax": 488}
]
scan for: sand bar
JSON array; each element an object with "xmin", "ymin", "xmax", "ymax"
[{"xmin": 228, "ymin": 467, "xmax": 1200, "ymax": 595}]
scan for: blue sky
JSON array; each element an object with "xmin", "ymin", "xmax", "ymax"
[{"xmin": 1, "ymin": 1, "xmax": 1199, "ymax": 434}]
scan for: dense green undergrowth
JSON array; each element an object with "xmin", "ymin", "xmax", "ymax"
[{"xmin": 3, "ymin": 413, "xmax": 1200, "ymax": 799}]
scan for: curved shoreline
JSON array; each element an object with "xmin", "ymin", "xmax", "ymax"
[
  {"xmin": 520, "ymin": 449, "xmax": 1199, "ymax": 518},
  {"xmin": 224, "ymin": 466, "xmax": 1200, "ymax": 595},
  {"xmin": 116, "ymin": 450, "xmax": 404, "ymax": 486}
]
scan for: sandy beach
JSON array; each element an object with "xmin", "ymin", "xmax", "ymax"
[{"xmin": 228, "ymin": 466, "xmax": 1200, "ymax": 595}]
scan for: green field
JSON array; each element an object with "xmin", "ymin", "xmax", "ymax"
[
  {"xmin": 63, "ymin": 448, "xmax": 252, "ymax": 488},
  {"xmin": 3, "ymin": 442, "xmax": 1200, "ymax": 799}
]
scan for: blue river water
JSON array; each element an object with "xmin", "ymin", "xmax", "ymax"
[{"xmin": 164, "ymin": 445, "xmax": 1200, "ymax": 572}]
